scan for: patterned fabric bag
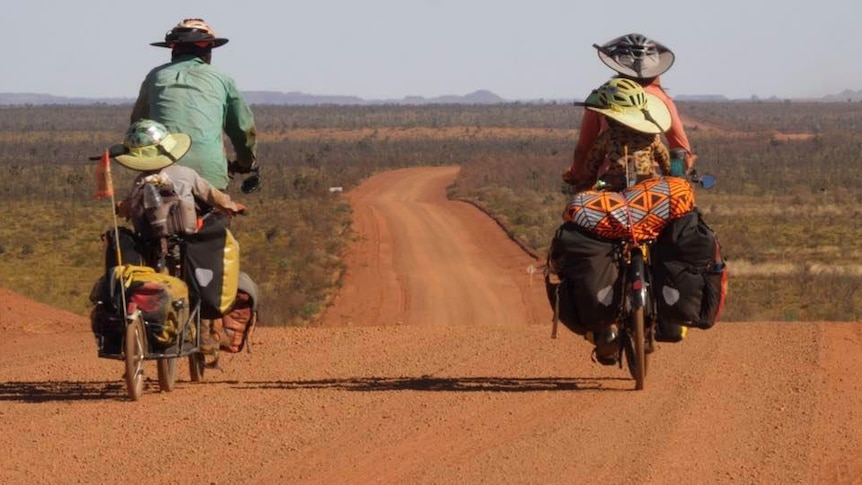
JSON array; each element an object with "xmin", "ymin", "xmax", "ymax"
[
  {"xmin": 621, "ymin": 176, "xmax": 695, "ymax": 241},
  {"xmin": 563, "ymin": 190, "xmax": 629, "ymax": 239}
]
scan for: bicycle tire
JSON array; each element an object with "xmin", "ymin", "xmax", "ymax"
[
  {"xmin": 157, "ymin": 358, "xmax": 177, "ymax": 392},
  {"xmin": 632, "ymin": 307, "xmax": 646, "ymax": 390},
  {"xmin": 124, "ymin": 316, "xmax": 146, "ymax": 401},
  {"xmin": 188, "ymin": 353, "xmax": 205, "ymax": 382}
]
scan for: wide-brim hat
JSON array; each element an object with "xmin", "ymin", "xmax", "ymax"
[
  {"xmin": 583, "ymin": 90, "xmax": 671, "ymax": 135},
  {"xmin": 151, "ymin": 19, "xmax": 229, "ymax": 48},
  {"xmin": 151, "ymin": 36, "xmax": 229, "ymax": 48},
  {"xmin": 110, "ymin": 132, "xmax": 192, "ymax": 171},
  {"xmin": 595, "ymin": 33, "xmax": 675, "ymax": 79}
]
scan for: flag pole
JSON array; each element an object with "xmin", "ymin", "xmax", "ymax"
[{"xmin": 95, "ymin": 149, "xmax": 127, "ymax": 317}]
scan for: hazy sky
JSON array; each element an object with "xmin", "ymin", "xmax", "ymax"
[{"xmin": 3, "ymin": 0, "xmax": 861, "ymax": 101}]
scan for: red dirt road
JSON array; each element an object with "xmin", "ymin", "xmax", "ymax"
[
  {"xmin": 318, "ymin": 166, "xmax": 547, "ymax": 328},
  {"xmin": 1, "ymin": 166, "xmax": 861, "ymax": 484}
]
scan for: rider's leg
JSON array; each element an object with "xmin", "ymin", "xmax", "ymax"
[
  {"xmin": 591, "ymin": 324, "xmax": 619, "ymax": 365},
  {"xmin": 199, "ymin": 318, "xmax": 221, "ymax": 354}
]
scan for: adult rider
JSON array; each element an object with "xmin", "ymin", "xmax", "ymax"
[{"xmin": 131, "ymin": 18, "xmax": 258, "ymax": 192}]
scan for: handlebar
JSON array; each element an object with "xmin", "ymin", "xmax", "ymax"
[
  {"xmin": 240, "ymin": 168, "xmax": 261, "ymax": 194},
  {"xmin": 590, "ymin": 170, "xmax": 716, "ymax": 192},
  {"xmin": 687, "ymin": 169, "xmax": 716, "ymax": 189},
  {"xmin": 228, "ymin": 161, "xmax": 262, "ymax": 194}
]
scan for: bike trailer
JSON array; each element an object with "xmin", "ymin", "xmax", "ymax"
[{"xmin": 90, "ymin": 265, "xmax": 195, "ymax": 354}]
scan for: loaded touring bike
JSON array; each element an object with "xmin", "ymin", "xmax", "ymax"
[{"xmin": 547, "ymin": 161, "xmax": 718, "ymax": 390}]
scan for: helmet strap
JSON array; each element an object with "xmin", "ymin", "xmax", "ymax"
[
  {"xmin": 156, "ymin": 144, "xmax": 180, "ymax": 163},
  {"xmin": 642, "ymin": 109, "xmax": 664, "ymax": 133}
]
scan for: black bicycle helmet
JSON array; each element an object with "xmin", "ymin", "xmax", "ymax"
[{"xmin": 594, "ymin": 33, "xmax": 675, "ymax": 79}]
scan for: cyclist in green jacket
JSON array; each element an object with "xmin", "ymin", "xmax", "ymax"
[{"xmin": 131, "ymin": 18, "xmax": 257, "ymax": 191}]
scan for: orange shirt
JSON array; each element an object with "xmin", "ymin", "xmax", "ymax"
[{"xmin": 568, "ymin": 77, "xmax": 694, "ymax": 184}]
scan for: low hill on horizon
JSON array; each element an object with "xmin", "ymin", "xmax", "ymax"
[
  {"xmin": 1, "ymin": 89, "xmax": 861, "ymax": 106},
  {"xmin": 0, "ymin": 89, "xmax": 508, "ymax": 106}
]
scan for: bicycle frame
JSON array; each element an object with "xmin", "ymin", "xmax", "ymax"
[
  {"xmin": 616, "ymin": 151, "xmax": 657, "ymax": 389},
  {"xmin": 624, "ymin": 243, "xmax": 648, "ymax": 312},
  {"xmin": 615, "ymin": 234, "xmax": 656, "ymax": 391}
]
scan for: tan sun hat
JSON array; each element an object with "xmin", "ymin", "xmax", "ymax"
[
  {"xmin": 110, "ymin": 119, "xmax": 191, "ymax": 171},
  {"xmin": 595, "ymin": 33, "xmax": 675, "ymax": 79},
  {"xmin": 582, "ymin": 78, "xmax": 671, "ymax": 134},
  {"xmin": 151, "ymin": 18, "xmax": 229, "ymax": 48}
]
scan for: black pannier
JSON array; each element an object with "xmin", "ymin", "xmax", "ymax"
[
  {"xmin": 101, "ymin": 226, "xmax": 145, "ymax": 270},
  {"xmin": 546, "ymin": 222, "xmax": 622, "ymax": 335},
  {"xmin": 651, "ymin": 209, "xmax": 727, "ymax": 329},
  {"xmin": 184, "ymin": 212, "xmax": 240, "ymax": 319}
]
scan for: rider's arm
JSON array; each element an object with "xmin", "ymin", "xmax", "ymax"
[
  {"xmin": 643, "ymin": 82, "xmax": 696, "ymax": 171},
  {"xmin": 223, "ymin": 76, "xmax": 258, "ymax": 172},
  {"xmin": 189, "ymin": 169, "xmax": 243, "ymax": 213},
  {"xmin": 565, "ymin": 110, "xmax": 603, "ymax": 183},
  {"xmin": 575, "ymin": 131, "xmax": 610, "ymax": 191},
  {"xmin": 653, "ymin": 137, "xmax": 671, "ymax": 176}
]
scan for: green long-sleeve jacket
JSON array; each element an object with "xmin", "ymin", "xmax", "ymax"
[{"xmin": 131, "ymin": 55, "xmax": 257, "ymax": 190}]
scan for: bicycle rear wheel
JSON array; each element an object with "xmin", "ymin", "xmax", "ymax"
[
  {"xmin": 157, "ymin": 358, "xmax": 177, "ymax": 392},
  {"xmin": 622, "ymin": 310, "xmax": 648, "ymax": 389},
  {"xmin": 188, "ymin": 353, "xmax": 205, "ymax": 382},
  {"xmin": 631, "ymin": 307, "xmax": 646, "ymax": 390}
]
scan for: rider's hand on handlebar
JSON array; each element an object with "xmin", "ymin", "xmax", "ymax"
[{"xmin": 232, "ymin": 203, "xmax": 247, "ymax": 216}]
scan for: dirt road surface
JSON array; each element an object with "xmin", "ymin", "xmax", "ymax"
[{"xmin": 1, "ymin": 166, "xmax": 861, "ymax": 484}]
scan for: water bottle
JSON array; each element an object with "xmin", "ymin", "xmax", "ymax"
[
  {"xmin": 142, "ymin": 183, "xmax": 168, "ymax": 237},
  {"xmin": 142, "ymin": 183, "xmax": 162, "ymax": 210},
  {"xmin": 670, "ymin": 148, "xmax": 686, "ymax": 177}
]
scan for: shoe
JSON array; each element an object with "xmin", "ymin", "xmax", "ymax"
[
  {"xmin": 655, "ymin": 319, "xmax": 686, "ymax": 343},
  {"xmin": 592, "ymin": 325, "xmax": 619, "ymax": 366}
]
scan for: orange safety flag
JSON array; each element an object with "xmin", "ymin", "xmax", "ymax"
[{"xmin": 94, "ymin": 149, "xmax": 114, "ymax": 200}]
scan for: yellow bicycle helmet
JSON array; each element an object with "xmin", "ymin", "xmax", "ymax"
[
  {"xmin": 583, "ymin": 78, "xmax": 671, "ymax": 134},
  {"xmin": 595, "ymin": 78, "xmax": 648, "ymax": 111}
]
